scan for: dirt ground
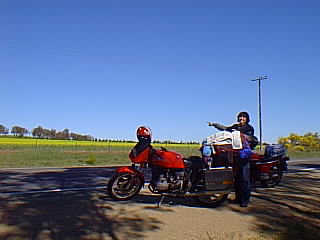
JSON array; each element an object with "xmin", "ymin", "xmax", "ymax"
[{"xmin": 0, "ymin": 170, "xmax": 319, "ymax": 240}]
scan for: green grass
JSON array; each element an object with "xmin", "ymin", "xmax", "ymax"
[
  {"xmin": 1, "ymin": 137, "xmax": 319, "ymax": 168},
  {"xmin": 0, "ymin": 137, "xmax": 200, "ymax": 168},
  {"xmin": 286, "ymin": 151, "xmax": 320, "ymax": 159}
]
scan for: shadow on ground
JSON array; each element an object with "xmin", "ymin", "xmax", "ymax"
[
  {"xmin": 1, "ymin": 167, "xmax": 320, "ymax": 240},
  {"xmin": 229, "ymin": 168, "xmax": 320, "ymax": 240},
  {"xmin": 0, "ymin": 169, "xmax": 161, "ymax": 240}
]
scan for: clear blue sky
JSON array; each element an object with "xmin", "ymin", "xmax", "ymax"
[{"xmin": 1, "ymin": 0, "xmax": 319, "ymax": 143}]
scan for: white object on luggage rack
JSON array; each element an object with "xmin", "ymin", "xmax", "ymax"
[{"xmin": 204, "ymin": 130, "xmax": 242, "ymax": 149}]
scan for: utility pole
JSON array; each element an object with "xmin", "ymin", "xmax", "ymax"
[{"xmin": 251, "ymin": 76, "xmax": 267, "ymax": 151}]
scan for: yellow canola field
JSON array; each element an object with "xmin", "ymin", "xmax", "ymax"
[
  {"xmin": 0, "ymin": 137, "xmax": 197, "ymax": 148},
  {"xmin": 0, "ymin": 137, "xmax": 133, "ymax": 147}
]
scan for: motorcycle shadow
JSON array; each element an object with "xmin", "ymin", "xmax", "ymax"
[{"xmin": 103, "ymin": 191, "xmax": 229, "ymax": 211}]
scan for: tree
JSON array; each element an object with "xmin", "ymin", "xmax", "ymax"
[
  {"xmin": 55, "ymin": 129, "xmax": 70, "ymax": 140},
  {"xmin": 11, "ymin": 126, "xmax": 28, "ymax": 137},
  {"xmin": 62, "ymin": 129, "xmax": 70, "ymax": 140},
  {"xmin": 0, "ymin": 124, "xmax": 9, "ymax": 135},
  {"xmin": 71, "ymin": 132, "xmax": 80, "ymax": 140},
  {"xmin": 50, "ymin": 129, "xmax": 56, "ymax": 139},
  {"xmin": 32, "ymin": 126, "xmax": 44, "ymax": 138},
  {"xmin": 278, "ymin": 132, "xmax": 320, "ymax": 152}
]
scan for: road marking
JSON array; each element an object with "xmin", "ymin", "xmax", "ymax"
[
  {"xmin": 289, "ymin": 159, "xmax": 318, "ymax": 163},
  {"xmin": 286, "ymin": 168, "xmax": 319, "ymax": 173},
  {"xmin": 0, "ymin": 186, "xmax": 107, "ymax": 196},
  {"xmin": 300, "ymin": 168, "xmax": 317, "ymax": 171}
]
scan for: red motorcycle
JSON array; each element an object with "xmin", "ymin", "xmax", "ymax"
[{"xmin": 107, "ymin": 127, "xmax": 289, "ymax": 207}]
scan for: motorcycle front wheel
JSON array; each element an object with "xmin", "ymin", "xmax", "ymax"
[
  {"xmin": 193, "ymin": 193, "xmax": 228, "ymax": 207},
  {"xmin": 107, "ymin": 173, "xmax": 143, "ymax": 200}
]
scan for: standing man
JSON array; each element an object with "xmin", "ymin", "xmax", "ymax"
[{"xmin": 208, "ymin": 111, "xmax": 254, "ymax": 207}]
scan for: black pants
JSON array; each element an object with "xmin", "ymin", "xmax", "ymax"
[{"xmin": 234, "ymin": 158, "xmax": 251, "ymax": 204}]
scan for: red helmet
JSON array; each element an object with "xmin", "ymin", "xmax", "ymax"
[{"xmin": 136, "ymin": 126, "xmax": 152, "ymax": 138}]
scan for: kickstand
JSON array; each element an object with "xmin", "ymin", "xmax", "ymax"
[{"xmin": 157, "ymin": 195, "xmax": 165, "ymax": 207}]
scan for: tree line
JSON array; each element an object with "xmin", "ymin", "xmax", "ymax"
[
  {"xmin": 278, "ymin": 132, "xmax": 320, "ymax": 152},
  {"xmin": 0, "ymin": 124, "xmax": 200, "ymax": 144},
  {"xmin": 0, "ymin": 124, "xmax": 94, "ymax": 141}
]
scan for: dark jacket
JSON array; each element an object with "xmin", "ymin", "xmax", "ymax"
[
  {"xmin": 211, "ymin": 122, "xmax": 254, "ymax": 136},
  {"xmin": 226, "ymin": 123, "xmax": 254, "ymax": 137}
]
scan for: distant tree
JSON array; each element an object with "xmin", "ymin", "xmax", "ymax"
[
  {"xmin": 11, "ymin": 126, "xmax": 28, "ymax": 137},
  {"xmin": 0, "ymin": 124, "xmax": 9, "ymax": 135},
  {"xmin": 55, "ymin": 131, "xmax": 64, "ymax": 140},
  {"xmin": 43, "ymin": 129, "xmax": 51, "ymax": 139},
  {"xmin": 85, "ymin": 135, "xmax": 94, "ymax": 141},
  {"xmin": 32, "ymin": 126, "xmax": 44, "ymax": 138},
  {"xmin": 62, "ymin": 129, "xmax": 70, "ymax": 140},
  {"xmin": 70, "ymin": 132, "xmax": 81, "ymax": 140},
  {"xmin": 55, "ymin": 129, "xmax": 70, "ymax": 140},
  {"xmin": 50, "ymin": 129, "xmax": 56, "ymax": 139}
]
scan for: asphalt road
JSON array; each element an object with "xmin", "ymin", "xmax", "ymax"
[
  {"xmin": 0, "ymin": 158, "xmax": 319, "ymax": 196},
  {"xmin": 0, "ymin": 159, "xmax": 319, "ymax": 240}
]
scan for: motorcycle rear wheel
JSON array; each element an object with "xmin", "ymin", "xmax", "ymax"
[
  {"xmin": 107, "ymin": 173, "xmax": 143, "ymax": 200},
  {"xmin": 261, "ymin": 165, "xmax": 283, "ymax": 188},
  {"xmin": 193, "ymin": 193, "xmax": 228, "ymax": 207}
]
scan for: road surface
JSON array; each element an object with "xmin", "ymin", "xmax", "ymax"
[
  {"xmin": 0, "ymin": 158, "xmax": 318, "ymax": 195},
  {"xmin": 0, "ymin": 159, "xmax": 319, "ymax": 240}
]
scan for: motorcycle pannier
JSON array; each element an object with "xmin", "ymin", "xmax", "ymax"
[
  {"xmin": 205, "ymin": 168, "xmax": 233, "ymax": 190},
  {"xmin": 264, "ymin": 144, "xmax": 286, "ymax": 158}
]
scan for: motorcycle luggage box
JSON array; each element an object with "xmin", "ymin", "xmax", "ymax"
[
  {"xmin": 205, "ymin": 168, "xmax": 233, "ymax": 190},
  {"xmin": 264, "ymin": 144, "xmax": 286, "ymax": 158}
]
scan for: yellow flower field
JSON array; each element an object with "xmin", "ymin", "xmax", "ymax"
[{"xmin": 0, "ymin": 137, "xmax": 200, "ymax": 168}]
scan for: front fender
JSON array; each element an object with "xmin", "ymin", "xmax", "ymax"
[{"xmin": 115, "ymin": 166, "xmax": 145, "ymax": 184}]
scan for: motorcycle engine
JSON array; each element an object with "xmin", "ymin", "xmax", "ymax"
[{"xmin": 151, "ymin": 168, "xmax": 185, "ymax": 192}]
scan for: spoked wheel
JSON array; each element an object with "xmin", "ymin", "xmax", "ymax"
[
  {"xmin": 261, "ymin": 165, "xmax": 283, "ymax": 188},
  {"xmin": 193, "ymin": 193, "xmax": 228, "ymax": 207},
  {"xmin": 107, "ymin": 173, "xmax": 143, "ymax": 200}
]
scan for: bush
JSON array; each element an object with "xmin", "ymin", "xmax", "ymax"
[{"xmin": 85, "ymin": 155, "xmax": 97, "ymax": 165}]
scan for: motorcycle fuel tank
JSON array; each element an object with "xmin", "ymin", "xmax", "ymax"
[{"xmin": 151, "ymin": 150, "xmax": 185, "ymax": 169}]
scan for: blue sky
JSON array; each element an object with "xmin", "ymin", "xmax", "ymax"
[{"xmin": 1, "ymin": 0, "xmax": 319, "ymax": 143}]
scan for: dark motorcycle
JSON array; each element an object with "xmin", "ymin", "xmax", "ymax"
[{"xmin": 250, "ymin": 144, "xmax": 289, "ymax": 187}]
